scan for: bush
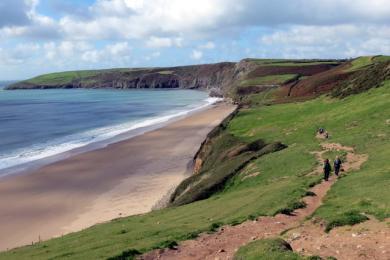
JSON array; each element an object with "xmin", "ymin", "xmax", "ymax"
[
  {"xmin": 107, "ymin": 249, "xmax": 141, "ymax": 260},
  {"xmin": 305, "ymin": 191, "xmax": 316, "ymax": 196},
  {"xmin": 153, "ymin": 240, "xmax": 178, "ymax": 250},
  {"xmin": 275, "ymin": 201, "xmax": 307, "ymax": 215},
  {"xmin": 208, "ymin": 222, "xmax": 224, "ymax": 233}
]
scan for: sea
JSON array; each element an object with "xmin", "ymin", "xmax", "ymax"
[{"xmin": 0, "ymin": 82, "xmax": 218, "ymax": 176}]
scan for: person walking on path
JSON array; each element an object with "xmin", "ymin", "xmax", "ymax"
[
  {"xmin": 323, "ymin": 159, "xmax": 331, "ymax": 181},
  {"xmin": 334, "ymin": 156, "xmax": 342, "ymax": 177}
]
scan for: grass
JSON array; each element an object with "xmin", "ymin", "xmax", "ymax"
[
  {"xmin": 18, "ymin": 68, "xmax": 131, "ymax": 86},
  {"xmin": 239, "ymin": 88, "xmax": 278, "ymax": 106},
  {"xmin": 1, "ymin": 81, "xmax": 389, "ymax": 259},
  {"xmin": 347, "ymin": 56, "xmax": 374, "ymax": 71},
  {"xmin": 324, "ymin": 210, "xmax": 369, "ymax": 232},
  {"xmin": 373, "ymin": 55, "xmax": 390, "ymax": 63},
  {"xmin": 234, "ymin": 238, "xmax": 302, "ymax": 260},
  {"xmin": 240, "ymin": 74, "xmax": 298, "ymax": 86},
  {"xmin": 169, "ymin": 132, "xmax": 287, "ymax": 206},
  {"xmin": 27, "ymin": 71, "xmax": 100, "ymax": 85},
  {"xmin": 228, "ymin": 80, "xmax": 390, "ymax": 224}
]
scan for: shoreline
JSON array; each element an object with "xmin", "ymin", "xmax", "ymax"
[
  {"xmin": 0, "ymin": 102, "xmax": 236, "ymax": 251},
  {"xmin": 0, "ymin": 95, "xmax": 221, "ymax": 179}
]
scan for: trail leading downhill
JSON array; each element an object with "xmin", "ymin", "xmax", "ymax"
[{"xmin": 139, "ymin": 141, "xmax": 384, "ymax": 260}]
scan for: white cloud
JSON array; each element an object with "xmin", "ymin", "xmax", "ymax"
[
  {"xmin": 107, "ymin": 42, "xmax": 132, "ymax": 56},
  {"xmin": 146, "ymin": 36, "xmax": 183, "ymax": 48},
  {"xmin": 54, "ymin": 0, "xmax": 390, "ymax": 42},
  {"xmin": 199, "ymin": 41, "xmax": 216, "ymax": 49},
  {"xmin": 259, "ymin": 24, "xmax": 390, "ymax": 58},
  {"xmin": 190, "ymin": 50, "xmax": 203, "ymax": 60}
]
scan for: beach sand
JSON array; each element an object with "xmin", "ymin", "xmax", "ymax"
[{"xmin": 0, "ymin": 102, "xmax": 236, "ymax": 251}]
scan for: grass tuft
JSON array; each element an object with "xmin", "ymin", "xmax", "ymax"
[
  {"xmin": 234, "ymin": 238, "xmax": 300, "ymax": 260},
  {"xmin": 275, "ymin": 201, "xmax": 307, "ymax": 216},
  {"xmin": 325, "ymin": 210, "xmax": 369, "ymax": 232},
  {"xmin": 107, "ymin": 249, "xmax": 141, "ymax": 260}
]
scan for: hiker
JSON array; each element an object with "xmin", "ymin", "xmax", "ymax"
[
  {"xmin": 323, "ymin": 159, "xmax": 331, "ymax": 181},
  {"xmin": 318, "ymin": 128, "xmax": 324, "ymax": 134},
  {"xmin": 334, "ymin": 156, "xmax": 342, "ymax": 177}
]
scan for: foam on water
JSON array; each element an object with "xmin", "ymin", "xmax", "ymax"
[{"xmin": 0, "ymin": 96, "xmax": 221, "ymax": 174}]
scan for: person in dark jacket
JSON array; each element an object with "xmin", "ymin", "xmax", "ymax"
[
  {"xmin": 334, "ymin": 156, "xmax": 342, "ymax": 177},
  {"xmin": 323, "ymin": 159, "xmax": 331, "ymax": 181}
]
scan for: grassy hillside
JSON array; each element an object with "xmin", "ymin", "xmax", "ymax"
[
  {"xmin": 2, "ymin": 58, "xmax": 389, "ymax": 260},
  {"xmin": 21, "ymin": 69, "xmax": 131, "ymax": 86}
]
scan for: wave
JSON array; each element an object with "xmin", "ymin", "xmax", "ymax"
[{"xmin": 0, "ymin": 97, "xmax": 221, "ymax": 173}]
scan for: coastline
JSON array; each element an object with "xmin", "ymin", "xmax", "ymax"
[
  {"xmin": 0, "ymin": 101, "xmax": 236, "ymax": 251},
  {"xmin": 0, "ymin": 94, "xmax": 220, "ymax": 178}
]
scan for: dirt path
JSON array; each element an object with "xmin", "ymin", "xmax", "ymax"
[
  {"xmin": 140, "ymin": 142, "xmax": 369, "ymax": 260},
  {"xmin": 286, "ymin": 217, "xmax": 390, "ymax": 260}
]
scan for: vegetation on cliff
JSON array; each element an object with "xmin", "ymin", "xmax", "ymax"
[{"xmin": 6, "ymin": 63, "xmax": 237, "ymax": 94}]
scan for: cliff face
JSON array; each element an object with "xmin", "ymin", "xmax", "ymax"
[{"xmin": 7, "ymin": 62, "xmax": 245, "ymax": 95}]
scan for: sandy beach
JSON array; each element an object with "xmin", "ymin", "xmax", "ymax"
[{"xmin": 0, "ymin": 102, "xmax": 236, "ymax": 251}]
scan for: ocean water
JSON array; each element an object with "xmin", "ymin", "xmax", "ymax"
[{"xmin": 0, "ymin": 87, "xmax": 216, "ymax": 174}]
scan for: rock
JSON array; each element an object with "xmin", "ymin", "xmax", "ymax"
[
  {"xmin": 217, "ymin": 249, "xmax": 225, "ymax": 253},
  {"xmin": 291, "ymin": 233, "xmax": 301, "ymax": 240}
]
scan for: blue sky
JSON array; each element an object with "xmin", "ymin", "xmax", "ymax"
[{"xmin": 0, "ymin": 0, "xmax": 389, "ymax": 80}]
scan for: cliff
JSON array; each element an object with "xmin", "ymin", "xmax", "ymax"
[{"xmin": 6, "ymin": 62, "xmax": 244, "ymax": 95}]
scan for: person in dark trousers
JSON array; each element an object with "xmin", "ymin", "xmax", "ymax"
[
  {"xmin": 334, "ymin": 156, "xmax": 342, "ymax": 177},
  {"xmin": 323, "ymin": 159, "xmax": 331, "ymax": 181}
]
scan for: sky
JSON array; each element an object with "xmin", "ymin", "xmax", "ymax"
[{"xmin": 0, "ymin": 0, "xmax": 389, "ymax": 80}]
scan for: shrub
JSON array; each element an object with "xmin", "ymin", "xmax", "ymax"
[
  {"xmin": 208, "ymin": 222, "xmax": 224, "ymax": 233},
  {"xmin": 275, "ymin": 201, "xmax": 307, "ymax": 215},
  {"xmin": 305, "ymin": 191, "xmax": 316, "ymax": 197},
  {"xmin": 107, "ymin": 249, "xmax": 141, "ymax": 260},
  {"xmin": 153, "ymin": 240, "xmax": 178, "ymax": 250}
]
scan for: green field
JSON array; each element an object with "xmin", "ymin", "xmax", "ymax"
[
  {"xmin": 20, "ymin": 68, "xmax": 131, "ymax": 86},
  {"xmin": 373, "ymin": 55, "xmax": 390, "ymax": 62},
  {"xmin": 240, "ymin": 74, "xmax": 298, "ymax": 86},
  {"xmin": 346, "ymin": 56, "xmax": 374, "ymax": 71}
]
